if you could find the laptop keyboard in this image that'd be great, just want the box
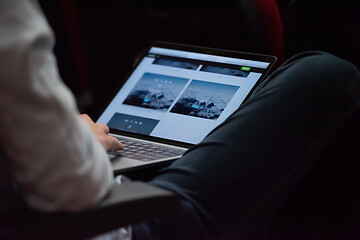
[108,137,186,161]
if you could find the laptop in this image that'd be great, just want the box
[96,42,276,173]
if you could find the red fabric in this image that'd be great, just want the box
[253,0,285,64]
[60,0,91,91]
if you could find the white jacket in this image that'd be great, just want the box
[0,0,113,212]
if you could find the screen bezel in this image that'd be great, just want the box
[96,41,277,148]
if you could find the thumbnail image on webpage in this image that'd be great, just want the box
[123,72,189,111]
[170,80,239,120]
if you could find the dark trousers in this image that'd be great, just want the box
[133,52,360,240]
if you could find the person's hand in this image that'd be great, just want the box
[79,114,124,151]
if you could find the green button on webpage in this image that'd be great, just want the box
[241,66,251,71]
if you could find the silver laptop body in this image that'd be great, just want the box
[97,42,276,173]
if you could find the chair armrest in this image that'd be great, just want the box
[2,181,179,240]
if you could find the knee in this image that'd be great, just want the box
[284,51,360,100]
[299,51,359,84]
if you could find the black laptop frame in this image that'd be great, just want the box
[96,41,277,148]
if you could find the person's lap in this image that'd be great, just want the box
[133,51,360,240]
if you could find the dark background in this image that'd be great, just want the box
[38,0,360,118]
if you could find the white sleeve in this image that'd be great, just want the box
[0,0,114,212]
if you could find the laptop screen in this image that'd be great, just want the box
[97,43,275,145]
